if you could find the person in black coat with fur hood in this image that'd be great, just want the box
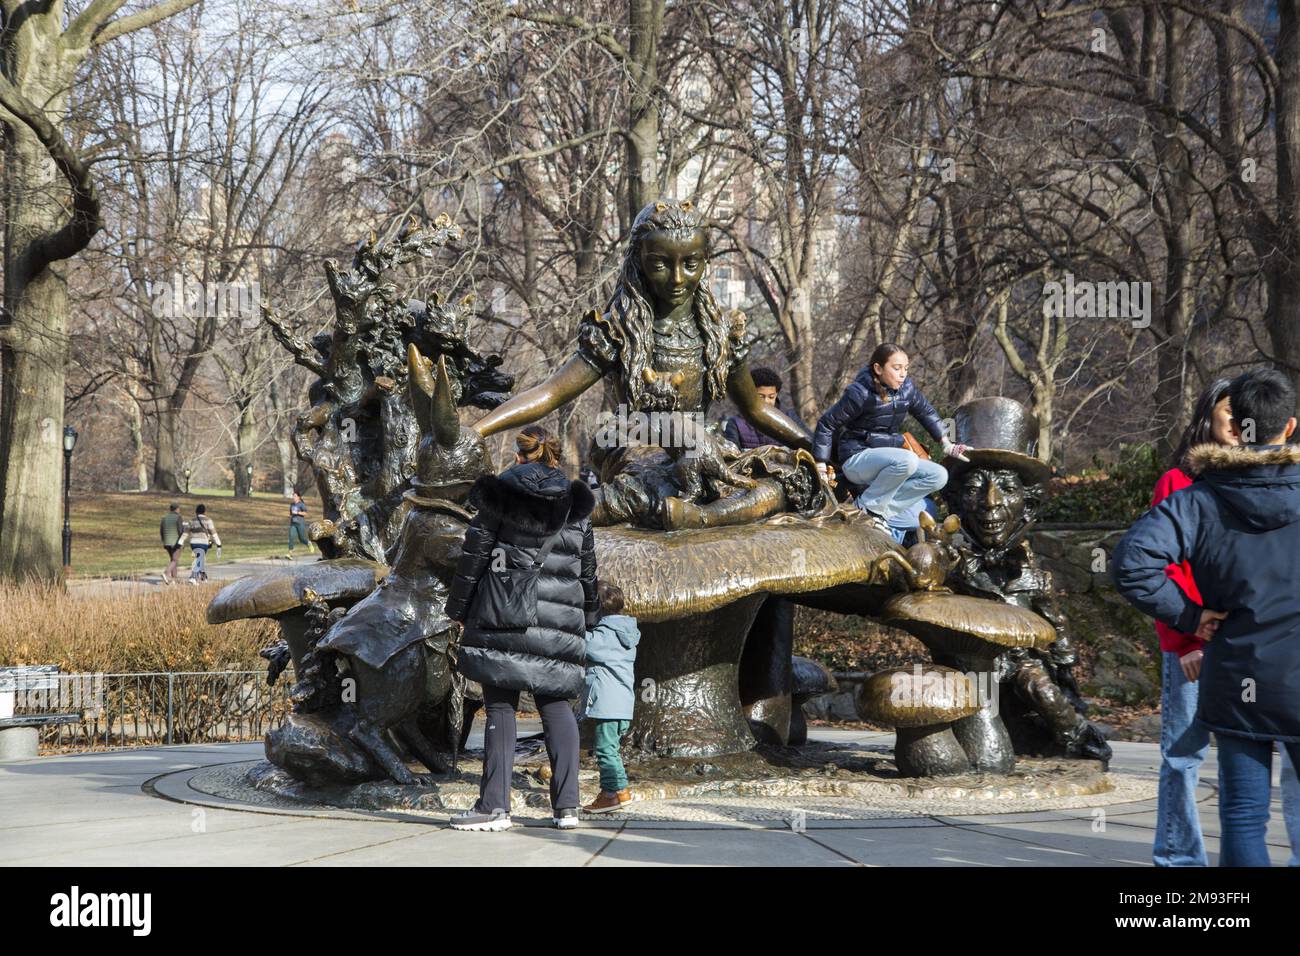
[445,425,598,832]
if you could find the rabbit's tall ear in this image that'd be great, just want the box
[408,342,435,437]
[432,354,460,448]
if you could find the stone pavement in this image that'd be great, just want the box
[2,728,1296,866]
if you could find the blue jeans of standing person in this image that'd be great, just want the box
[1216,734,1300,866]
[1280,745,1300,866]
[1155,650,1211,866]
[189,543,210,581]
[841,447,947,525]
[289,518,310,551]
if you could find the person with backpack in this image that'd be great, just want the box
[444,426,598,832]
[177,503,222,584]
[1114,368,1300,866]
[159,503,185,585]
[812,343,968,534]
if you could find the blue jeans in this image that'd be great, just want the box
[289,518,310,550]
[1155,651,1210,866]
[1279,744,1300,866]
[1217,734,1300,867]
[189,544,209,580]
[841,447,947,525]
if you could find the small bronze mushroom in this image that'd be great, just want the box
[856,665,984,777]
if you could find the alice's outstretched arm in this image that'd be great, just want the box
[472,355,603,437]
[727,364,813,451]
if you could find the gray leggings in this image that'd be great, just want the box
[478,684,579,814]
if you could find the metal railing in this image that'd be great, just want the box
[6,670,288,754]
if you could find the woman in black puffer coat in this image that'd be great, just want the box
[445,426,598,831]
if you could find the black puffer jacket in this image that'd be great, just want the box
[812,367,945,466]
[445,462,598,699]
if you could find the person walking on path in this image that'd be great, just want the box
[812,343,967,534]
[444,425,598,832]
[580,582,640,814]
[177,504,222,584]
[160,503,185,584]
[288,492,314,557]
[1114,368,1300,866]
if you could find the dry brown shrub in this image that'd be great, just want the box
[0,580,276,673]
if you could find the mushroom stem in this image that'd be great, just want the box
[894,724,972,777]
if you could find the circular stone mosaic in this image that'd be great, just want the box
[176,742,1158,824]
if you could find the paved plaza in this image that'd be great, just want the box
[3,728,1296,867]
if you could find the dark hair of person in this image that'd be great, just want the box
[516,425,561,468]
[750,367,782,391]
[168,503,178,512]
[868,343,906,401]
[196,504,207,515]
[1228,368,1298,445]
[1172,377,1233,472]
[598,581,625,614]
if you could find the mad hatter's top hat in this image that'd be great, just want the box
[942,396,1051,485]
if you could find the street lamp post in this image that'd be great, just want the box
[244,463,253,496]
[61,426,77,574]
[183,467,191,494]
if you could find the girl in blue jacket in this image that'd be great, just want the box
[581,582,640,813]
[813,343,967,532]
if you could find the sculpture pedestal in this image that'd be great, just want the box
[628,594,767,759]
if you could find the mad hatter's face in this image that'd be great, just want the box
[959,468,1027,548]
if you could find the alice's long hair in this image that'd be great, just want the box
[604,200,730,409]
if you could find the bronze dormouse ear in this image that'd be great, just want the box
[431,354,460,448]
[655,201,668,213]
[643,367,658,384]
[407,343,436,437]
[680,199,693,210]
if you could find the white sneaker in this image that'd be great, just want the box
[449,808,512,831]
[553,808,579,829]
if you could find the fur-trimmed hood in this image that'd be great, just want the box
[1184,442,1300,532]
[466,462,596,536]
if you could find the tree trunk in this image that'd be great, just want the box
[625,0,663,221]
[1269,1,1300,400]
[0,113,71,582]
[233,400,256,497]
[153,407,183,492]
[0,266,68,582]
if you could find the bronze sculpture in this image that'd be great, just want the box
[471,200,823,531]
[939,398,1111,764]
[210,212,1111,785]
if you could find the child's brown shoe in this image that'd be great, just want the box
[583,789,634,813]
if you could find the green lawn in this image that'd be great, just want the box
[67,489,323,578]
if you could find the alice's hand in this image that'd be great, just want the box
[1195,609,1227,642]
[1179,648,1204,682]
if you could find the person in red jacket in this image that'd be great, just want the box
[1148,378,1234,865]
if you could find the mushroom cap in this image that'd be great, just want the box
[594,508,897,623]
[881,591,1056,659]
[856,665,986,727]
[791,655,837,698]
[206,559,388,625]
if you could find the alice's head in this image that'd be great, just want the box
[606,200,731,409]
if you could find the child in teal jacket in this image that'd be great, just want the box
[581,582,640,813]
